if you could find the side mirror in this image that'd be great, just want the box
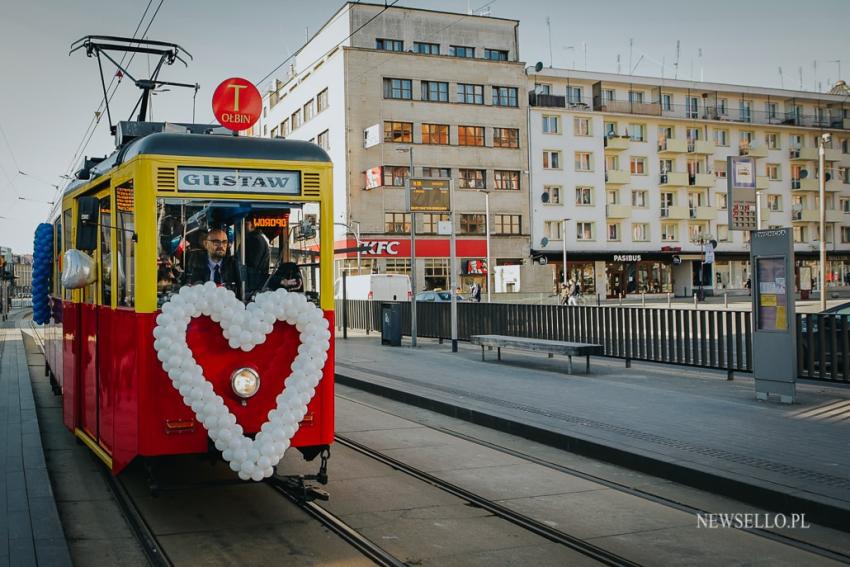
[76,196,99,251]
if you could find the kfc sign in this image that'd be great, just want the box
[363,241,401,255]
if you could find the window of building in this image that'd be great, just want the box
[767,163,781,180]
[421,213,449,233]
[841,198,850,213]
[290,110,301,130]
[740,130,754,145]
[376,38,403,51]
[544,185,561,204]
[385,212,411,233]
[793,226,805,243]
[567,86,582,104]
[630,156,647,175]
[688,223,709,243]
[603,89,616,102]
[384,121,413,143]
[458,126,485,146]
[632,223,649,241]
[766,102,778,120]
[422,167,451,178]
[383,78,412,100]
[659,125,675,141]
[714,129,729,146]
[632,190,647,208]
[535,83,551,94]
[660,192,675,216]
[718,98,728,115]
[661,222,678,241]
[767,194,782,211]
[484,48,508,61]
[717,193,728,210]
[303,99,314,122]
[384,258,410,274]
[493,127,519,148]
[458,169,486,189]
[628,123,646,142]
[605,154,620,171]
[718,224,729,242]
[686,127,702,142]
[317,88,329,113]
[457,83,484,104]
[544,221,562,240]
[460,213,486,233]
[270,126,278,138]
[573,116,591,136]
[414,42,440,55]
[281,118,290,136]
[317,129,329,150]
[542,114,560,134]
[494,170,519,190]
[576,222,594,241]
[606,189,619,205]
[789,134,803,149]
[421,80,449,102]
[421,123,449,145]
[575,152,593,172]
[424,259,450,290]
[495,214,521,234]
[607,223,621,241]
[604,121,618,136]
[661,94,672,111]
[543,150,561,169]
[450,45,475,58]
[842,227,850,244]
[492,86,518,107]
[628,91,644,103]
[766,132,780,149]
[714,160,727,178]
[575,186,593,205]
[383,166,409,187]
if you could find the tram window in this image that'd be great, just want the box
[117,182,135,307]
[53,219,61,296]
[62,209,72,300]
[99,196,113,306]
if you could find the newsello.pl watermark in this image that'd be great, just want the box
[697,513,811,529]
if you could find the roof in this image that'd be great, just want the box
[62,133,330,197]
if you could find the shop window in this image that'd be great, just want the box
[424,259,449,290]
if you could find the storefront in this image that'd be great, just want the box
[795,254,850,290]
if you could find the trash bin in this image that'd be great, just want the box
[381,302,401,346]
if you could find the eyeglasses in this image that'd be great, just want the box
[208,239,228,246]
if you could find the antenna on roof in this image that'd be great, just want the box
[813,60,817,91]
[546,17,552,68]
[698,47,703,81]
[616,54,621,74]
[673,40,680,79]
[799,66,803,90]
[628,38,633,76]
[778,66,784,88]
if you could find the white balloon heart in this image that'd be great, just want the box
[152,282,331,481]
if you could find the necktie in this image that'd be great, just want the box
[213,264,222,285]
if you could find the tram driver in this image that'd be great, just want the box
[183,226,242,298]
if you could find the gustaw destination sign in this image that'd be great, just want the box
[177,168,301,195]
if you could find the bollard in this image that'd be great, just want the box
[724,292,728,308]
[693,293,698,309]
[667,292,671,307]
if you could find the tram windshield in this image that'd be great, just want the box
[155,198,320,307]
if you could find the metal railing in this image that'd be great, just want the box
[797,313,850,382]
[336,300,753,374]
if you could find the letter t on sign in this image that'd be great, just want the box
[228,84,247,111]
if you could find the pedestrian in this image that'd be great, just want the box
[568,279,579,306]
[559,283,569,305]
[744,277,751,295]
[472,282,482,303]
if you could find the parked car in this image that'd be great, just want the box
[800,302,850,375]
[414,291,465,302]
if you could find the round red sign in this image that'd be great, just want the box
[212,77,262,131]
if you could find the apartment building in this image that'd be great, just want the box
[527,68,850,297]
[258,2,550,294]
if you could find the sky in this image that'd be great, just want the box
[1,0,849,253]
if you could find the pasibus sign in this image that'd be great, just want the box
[336,239,487,258]
[212,77,262,131]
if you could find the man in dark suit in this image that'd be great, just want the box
[244,217,270,296]
[183,227,242,297]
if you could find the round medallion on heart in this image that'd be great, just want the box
[152,282,331,481]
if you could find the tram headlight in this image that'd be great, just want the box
[230,368,260,399]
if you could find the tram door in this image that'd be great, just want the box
[78,191,113,450]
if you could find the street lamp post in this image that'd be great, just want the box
[397,146,417,346]
[483,190,492,303]
[819,134,829,311]
[561,219,569,291]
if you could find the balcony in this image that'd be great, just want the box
[827,210,845,223]
[658,139,688,154]
[661,206,690,220]
[659,172,689,187]
[688,140,716,155]
[792,178,818,191]
[827,178,843,191]
[606,204,633,219]
[595,99,661,116]
[792,209,819,223]
[689,206,716,220]
[789,148,818,161]
[756,176,769,190]
[824,149,843,162]
[604,136,630,152]
[689,173,715,187]
[739,144,768,158]
[605,169,630,185]
[528,92,566,108]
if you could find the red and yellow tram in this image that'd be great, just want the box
[41,123,334,476]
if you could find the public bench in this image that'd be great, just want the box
[470,335,604,375]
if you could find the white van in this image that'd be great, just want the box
[334,274,411,301]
